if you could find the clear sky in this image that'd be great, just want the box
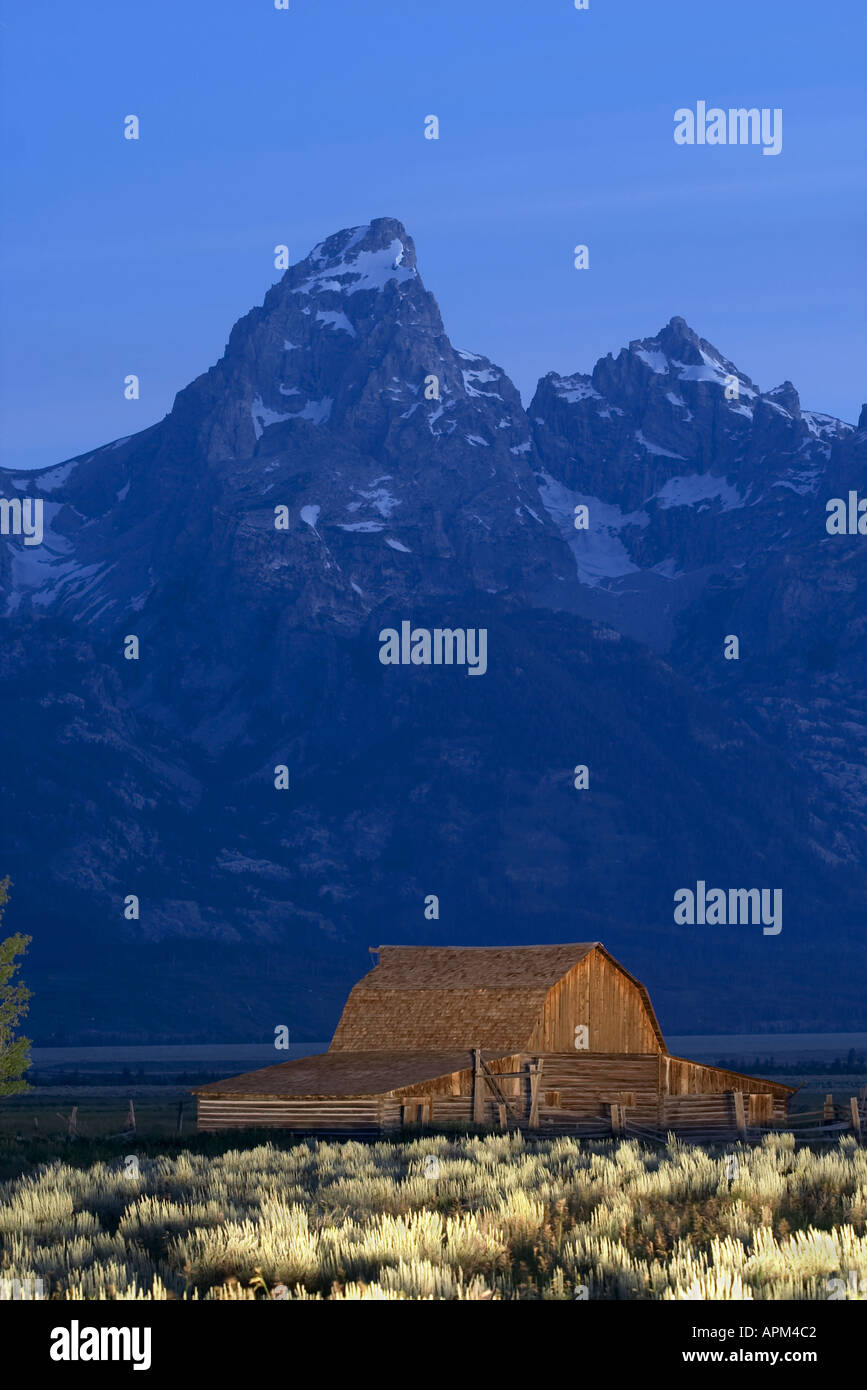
[1,0,864,470]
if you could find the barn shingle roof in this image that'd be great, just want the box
[359,944,598,989]
[329,943,601,1052]
[192,1050,500,1098]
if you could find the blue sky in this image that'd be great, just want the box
[1,0,864,470]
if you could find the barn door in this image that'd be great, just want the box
[748,1093,772,1127]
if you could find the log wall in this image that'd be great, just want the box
[660,1093,736,1134]
[196,1053,790,1134]
[529,1053,660,1125]
[196,1095,383,1133]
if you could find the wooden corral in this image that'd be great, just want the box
[194,944,796,1137]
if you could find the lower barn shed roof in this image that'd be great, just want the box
[192,1050,502,1099]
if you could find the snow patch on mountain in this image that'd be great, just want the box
[251,398,294,439]
[803,410,854,442]
[553,376,602,404]
[652,557,683,579]
[652,473,745,511]
[537,472,649,586]
[674,350,758,398]
[5,503,112,614]
[35,461,78,492]
[462,366,501,398]
[296,240,416,298]
[773,467,822,496]
[635,431,686,460]
[286,397,333,425]
[316,310,356,337]
[348,481,400,518]
[635,348,669,375]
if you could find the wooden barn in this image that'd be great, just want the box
[193,943,794,1138]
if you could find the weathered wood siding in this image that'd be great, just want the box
[196,1095,383,1133]
[393,1056,521,1099]
[528,953,661,1053]
[662,1055,789,1099]
[658,1093,786,1132]
[660,1093,736,1134]
[529,1053,660,1125]
[196,1051,790,1134]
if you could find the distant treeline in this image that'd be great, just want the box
[25,1069,227,1088]
[716,1051,867,1076]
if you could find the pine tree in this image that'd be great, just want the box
[0,878,32,1096]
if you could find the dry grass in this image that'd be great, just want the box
[0,1132,864,1300]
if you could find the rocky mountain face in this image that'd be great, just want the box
[1,219,864,1041]
[1,220,568,648]
[529,316,867,864]
[529,316,858,643]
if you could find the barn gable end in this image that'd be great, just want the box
[329,943,663,1055]
[526,946,664,1053]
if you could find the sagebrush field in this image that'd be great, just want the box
[1,1133,865,1300]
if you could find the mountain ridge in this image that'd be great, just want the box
[2,217,864,1042]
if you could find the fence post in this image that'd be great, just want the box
[472,1049,485,1124]
[528,1060,543,1129]
[823,1093,835,1123]
[176,1100,184,1135]
[850,1097,862,1139]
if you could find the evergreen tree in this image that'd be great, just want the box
[0,878,32,1096]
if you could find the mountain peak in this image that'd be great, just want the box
[285,217,418,293]
[626,316,700,357]
[616,318,757,399]
[632,316,728,369]
[661,314,701,345]
[765,380,801,418]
